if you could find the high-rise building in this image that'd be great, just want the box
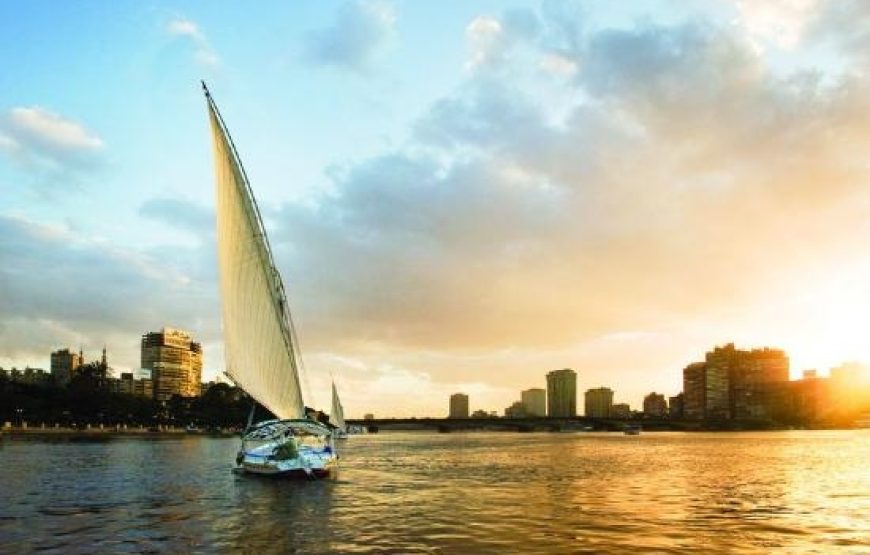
[547,368,577,417]
[702,345,734,420]
[521,388,546,417]
[141,328,203,402]
[135,378,154,399]
[684,343,789,420]
[505,401,526,418]
[611,403,631,419]
[669,393,684,419]
[791,374,832,424]
[729,346,789,419]
[449,393,469,419]
[119,372,136,395]
[643,392,668,417]
[50,348,83,387]
[584,387,613,418]
[683,362,724,420]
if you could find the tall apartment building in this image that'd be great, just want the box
[683,361,728,419]
[141,328,202,402]
[449,393,469,418]
[643,392,668,417]
[547,369,577,417]
[684,343,789,420]
[584,387,614,418]
[521,388,546,417]
[50,348,83,387]
[729,346,789,419]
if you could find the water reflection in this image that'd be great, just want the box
[1,432,869,553]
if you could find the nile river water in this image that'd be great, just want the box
[1,431,870,553]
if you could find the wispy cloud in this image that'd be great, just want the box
[166,17,220,67]
[305,0,395,74]
[465,16,505,71]
[139,197,214,237]
[0,213,218,373]
[735,0,821,50]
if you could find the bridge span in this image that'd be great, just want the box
[345,416,706,433]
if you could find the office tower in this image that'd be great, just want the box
[584,387,614,418]
[50,348,83,387]
[643,392,668,417]
[547,369,577,417]
[449,393,469,418]
[141,328,203,402]
[521,388,546,417]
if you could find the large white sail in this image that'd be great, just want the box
[331,381,346,432]
[205,84,305,420]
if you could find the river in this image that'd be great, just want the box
[1,430,869,553]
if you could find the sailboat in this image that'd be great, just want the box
[330,381,348,440]
[203,82,337,479]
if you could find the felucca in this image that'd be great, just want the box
[204,82,337,478]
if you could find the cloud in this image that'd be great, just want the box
[0,213,219,374]
[166,17,220,68]
[735,0,821,50]
[9,5,870,415]
[305,0,395,73]
[803,0,870,63]
[166,18,205,42]
[8,107,103,152]
[252,9,870,412]
[139,197,214,236]
[0,107,105,186]
[539,52,578,77]
[465,16,505,71]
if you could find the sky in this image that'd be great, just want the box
[1,0,870,418]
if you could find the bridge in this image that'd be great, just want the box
[345,416,713,433]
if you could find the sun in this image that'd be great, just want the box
[783,270,870,376]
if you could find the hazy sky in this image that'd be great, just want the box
[2,0,869,417]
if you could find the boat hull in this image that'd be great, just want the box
[237,465,334,479]
[237,419,338,480]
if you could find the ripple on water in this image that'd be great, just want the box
[2,432,870,553]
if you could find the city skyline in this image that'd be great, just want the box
[3,1,870,417]
[4,337,870,422]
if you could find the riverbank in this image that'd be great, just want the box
[1,425,239,440]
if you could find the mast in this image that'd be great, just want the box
[204,81,306,420]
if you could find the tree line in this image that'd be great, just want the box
[0,362,258,429]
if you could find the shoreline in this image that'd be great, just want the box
[1,426,239,439]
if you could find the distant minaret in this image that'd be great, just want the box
[101,346,108,371]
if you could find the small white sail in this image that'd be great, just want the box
[331,381,346,433]
[205,85,305,420]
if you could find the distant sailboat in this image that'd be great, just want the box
[203,82,337,478]
[330,381,348,440]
